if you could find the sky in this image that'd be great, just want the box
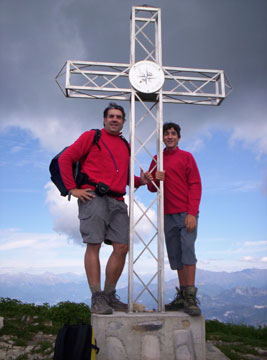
[0,0,266,283]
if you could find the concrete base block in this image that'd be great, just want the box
[92,312,205,360]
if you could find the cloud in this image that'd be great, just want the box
[197,258,267,273]
[229,105,267,157]
[240,255,267,267]
[1,227,266,275]
[0,115,89,154]
[244,241,267,247]
[240,256,255,262]
[45,182,81,242]
[184,138,205,153]
[204,179,261,194]
[0,228,68,251]
[45,182,157,244]
[0,228,86,274]
[197,236,267,271]
[0,0,266,159]
[0,238,37,251]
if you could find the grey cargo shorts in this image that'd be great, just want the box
[164,212,198,270]
[78,193,129,245]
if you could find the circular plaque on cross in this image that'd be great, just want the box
[129,60,165,94]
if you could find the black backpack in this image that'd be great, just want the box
[53,323,99,360]
[49,129,130,199]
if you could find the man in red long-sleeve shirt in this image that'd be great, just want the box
[59,103,152,315]
[147,122,202,316]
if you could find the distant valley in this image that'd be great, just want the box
[0,268,266,326]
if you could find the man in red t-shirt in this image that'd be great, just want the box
[147,122,202,316]
[59,103,152,314]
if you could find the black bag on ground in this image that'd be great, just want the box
[53,323,99,360]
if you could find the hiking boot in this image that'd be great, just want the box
[105,290,128,312]
[91,291,113,314]
[165,287,185,311]
[184,286,201,316]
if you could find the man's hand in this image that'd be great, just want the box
[140,169,153,185]
[70,188,95,203]
[185,214,197,232]
[155,170,165,181]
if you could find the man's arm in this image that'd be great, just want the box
[133,170,153,188]
[58,131,95,192]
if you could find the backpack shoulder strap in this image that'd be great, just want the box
[120,134,131,155]
[92,129,130,154]
[79,129,101,165]
[93,129,101,149]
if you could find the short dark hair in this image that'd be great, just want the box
[103,102,126,121]
[163,122,181,138]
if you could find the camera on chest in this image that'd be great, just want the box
[95,182,110,196]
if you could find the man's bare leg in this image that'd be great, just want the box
[85,243,113,314]
[84,243,101,290]
[104,242,129,312]
[178,264,196,287]
[178,264,200,316]
[105,242,128,287]
[166,264,195,311]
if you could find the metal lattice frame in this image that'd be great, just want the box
[56,62,231,105]
[128,7,165,312]
[56,5,232,312]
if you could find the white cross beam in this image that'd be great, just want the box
[56,61,231,106]
[56,6,231,312]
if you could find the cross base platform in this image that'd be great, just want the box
[92,311,206,360]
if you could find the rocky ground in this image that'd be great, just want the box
[207,340,267,360]
[0,333,230,360]
[0,332,56,360]
[1,316,267,360]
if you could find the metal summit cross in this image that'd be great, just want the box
[56,6,231,312]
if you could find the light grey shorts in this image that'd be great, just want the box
[78,194,129,245]
[164,212,198,270]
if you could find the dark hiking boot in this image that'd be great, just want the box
[184,286,201,316]
[165,287,185,311]
[91,291,113,314]
[105,290,128,312]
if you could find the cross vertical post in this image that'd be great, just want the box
[128,6,165,312]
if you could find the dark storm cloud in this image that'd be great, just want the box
[0,0,85,119]
[0,0,266,151]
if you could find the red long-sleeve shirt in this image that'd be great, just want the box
[58,128,141,200]
[147,147,202,216]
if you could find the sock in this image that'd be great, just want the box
[90,284,101,295]
[104,283,116,294]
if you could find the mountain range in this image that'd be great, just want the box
[0,268,266,326]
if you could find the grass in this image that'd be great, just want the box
[206,319,267,360]
[0,298,266,360]
[0,297,91,358]
[0,297,91,331]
